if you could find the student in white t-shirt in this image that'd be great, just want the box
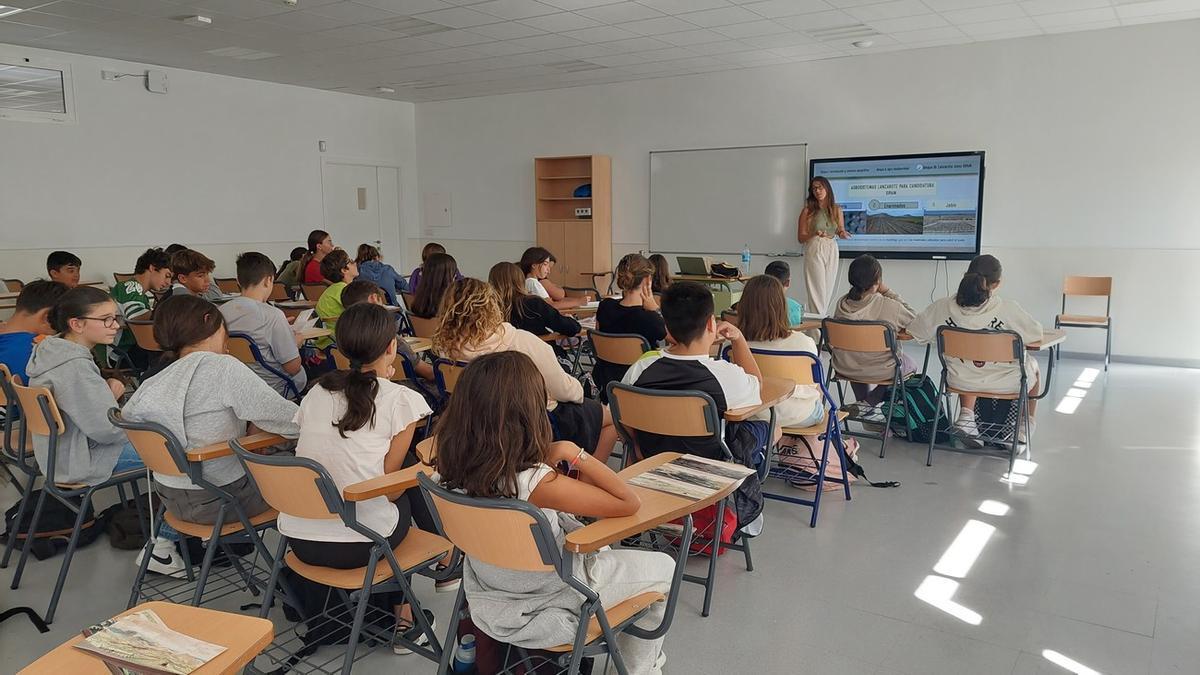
[908,255,1043,446]
[434,351,674,674]
[519,246,585,310]
[278,302,439,655]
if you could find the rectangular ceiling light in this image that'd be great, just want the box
[0,5,26,18]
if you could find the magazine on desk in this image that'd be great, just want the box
[627,454,754,501]
[75,609,226,675]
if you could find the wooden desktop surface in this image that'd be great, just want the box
[296,327,331,341]
[19,601,273,675]
[724,376,794,421]
[672,274,750,284]
[795,323,1066,350]
[404,336,432,353]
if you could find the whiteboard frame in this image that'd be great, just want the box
[648,142,808,256]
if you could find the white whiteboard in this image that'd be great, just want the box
[649,143,807,255]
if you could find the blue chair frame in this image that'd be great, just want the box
[227,331,302,400]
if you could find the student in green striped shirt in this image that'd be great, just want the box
[110,247,173,368]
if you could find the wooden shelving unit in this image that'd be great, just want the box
[535,155,611,289]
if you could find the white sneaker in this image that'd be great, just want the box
[1018,417,1036,445]
[952,411,984,449]
[137,538,187,578]
[393,610,435,655]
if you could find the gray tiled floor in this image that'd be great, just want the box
[3,357,1197,674]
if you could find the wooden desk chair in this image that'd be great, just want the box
[417,473,667,675]
[409,314,439,339]
[821,318,905,458]
[563,287,598,302]
[300,283,326,302]
[126,318,161,353]
[401,291,415,308]
[0,366,41,570]
[215,278,240,294]
[269,283,291,302]
[226,332,302,400]
[231,444,452,673]
[3,279,23,293]
[7,382,148,624]
[719,309,738,326]
[929,326,1030,473]
[745,348,851,528]
[1056,275,1113,371]
[588,330,651,404]
[330,347,415,383]
[432,358,467,408]
[113,272,135,285]
[606,383,751,618]
[109,411,281,609]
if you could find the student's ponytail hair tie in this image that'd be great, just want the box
[348,359,364,371]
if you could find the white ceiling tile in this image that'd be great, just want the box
[776,8,858,30]
[741,0,835,19]
[770,41,842,56]
[678,5,761,26]
[3,10,99,32]
[577,2,664,23]
[584,45,693,65]
[0,0,70,9]
[615,15,697,35]
[654,27,729,44]
[418,27,498,45]
[558,23,639,41]
[1041,17,1118,32]
[464,38,539,54]
[1032,6,1116,27]
[549,42,621,57]
[921,0,1001,10]
[0,21,61,41]
[469,20,547,38]
[538,0,626,9]
[890,24,965,42]
[509,32,583,48]
[352,0,454,12]
[958,15,1041,35]
[683,38,757,53]
[34,1,134,23]
[637,0,732,13]
[258,10,347,32]
[370,35,451,52]
[718,49,789,64]
[1019,0,1109,16]
[866,13,949,32]
[307,1,406,23]
[600,35,671,50]
[471,0,560,20]
[741,29,813,46]
[517,11,601,31]
[59,0,185,16]
[413,6,504,27]
[185,0,295,20]
[307,23,399,45]
[942,4,1028,25]
[1118,7,1200,24]
[1115,0,1200,19]
[712,18,790,36]
[845,0,930,21]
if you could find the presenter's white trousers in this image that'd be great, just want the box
[804,236,839,316]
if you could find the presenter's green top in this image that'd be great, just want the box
[811,209,838,236]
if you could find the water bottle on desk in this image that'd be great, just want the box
[453,634,477,673]
[741,244,752,275]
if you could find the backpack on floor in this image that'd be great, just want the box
[974,398,1018,446]
[2,490,103,561]
[886,376,952,444]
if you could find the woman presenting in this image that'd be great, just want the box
[798,176,850,316]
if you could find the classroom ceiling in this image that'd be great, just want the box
[1,0,1197,102]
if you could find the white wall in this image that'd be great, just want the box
[0,43,419,283]
[415,20,1200,365]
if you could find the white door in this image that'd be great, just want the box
[322,162,401,257]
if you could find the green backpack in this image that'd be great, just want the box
[887,375,952,444]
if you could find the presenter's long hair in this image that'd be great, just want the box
[806,176,838,222]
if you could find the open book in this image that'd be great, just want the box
[75,609,226,675]
[628,454,755,501]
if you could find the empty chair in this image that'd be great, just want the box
[1056,275,1113,371]
[409,314,439,339]
[4,279,24,293]
[300,283,326,302]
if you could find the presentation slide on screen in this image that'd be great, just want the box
[811,154,982,258]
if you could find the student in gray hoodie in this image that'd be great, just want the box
[123,294,299,526]
[28,287,184,576]
[832,255,918,408]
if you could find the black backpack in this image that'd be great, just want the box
[886,376,952,444]
[2,490,104,561]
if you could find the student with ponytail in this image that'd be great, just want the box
[27,287,185,574]
[833,254,917,407]
[909,254,1044,446]
[300,229,334,285]
[281,303,440,652]
[123,295,299,525]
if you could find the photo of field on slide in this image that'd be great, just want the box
[923,212,977,234]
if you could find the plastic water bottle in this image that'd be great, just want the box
[452,634,476,673]
[741,244,752,275]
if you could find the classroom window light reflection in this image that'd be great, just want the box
[914,575,982,625]
[933,520,995,578]
[978,500,1010,516]
[1042,649,1102,675]
[1056,366,1100,415]
[1011,459,1037,476]
[1076,367,1100,383]
[1001,472,1030,485]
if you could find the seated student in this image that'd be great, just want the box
[26,287,183,573]
[435,351,672,673]
[276,247,307,287]
[832,254,917,408]
[648,253,671,295]
[169,248,224,301]
[219,252,307,396]
[407,252,458,319]
[594,254,666,401]
[764,261,804,327]
[282,303,443,649]
[300,229,334,285]
[434,279,618,463]
[315,249,359,341]
[0,281,68,384]
[46,251,82,288]
[488,262,580,337]
[123,295,299,529]
[355,244,409,306]
[164,243,188,256]
[738,275,823,429]
[341,280,436,383]
[409,242,462,292]
[111,247,173,368]
[519,247,585,310]
[908,254,1043,446]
